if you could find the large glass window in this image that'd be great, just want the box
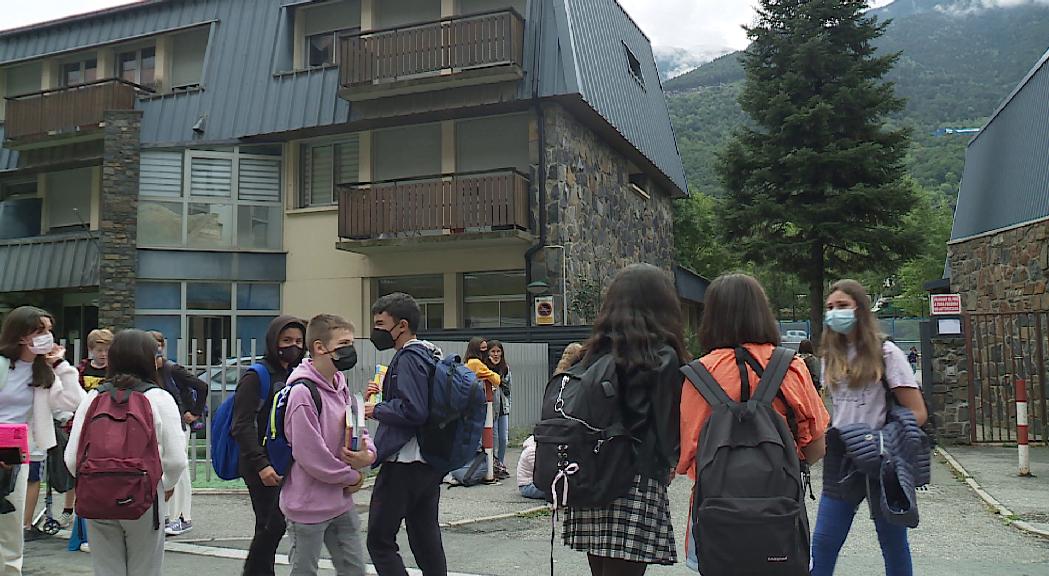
[137,148,282,250]
[298,0,361,69]
[61,58,97,87]
[135,281,282,365]
[463,271,527,328]
[46,167,94,230]
[118,46,156,87]
[300,137,359,208]
[375,275,444,331]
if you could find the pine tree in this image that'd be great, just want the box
[718,0,922,341]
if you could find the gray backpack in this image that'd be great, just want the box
[680,347,809,576]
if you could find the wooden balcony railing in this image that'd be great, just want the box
[4,79,150,142]
[340,9,526,87]
[338,169,531,241]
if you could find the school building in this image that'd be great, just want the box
[0,0,691,363]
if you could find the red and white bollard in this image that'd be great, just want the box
[483,381,495,482]
[1016,379,1032,477]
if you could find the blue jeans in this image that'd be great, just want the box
[518,483,545,500]
[494,414,509,462]
[811,494,912,576]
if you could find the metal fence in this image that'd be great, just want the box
[62,337,549,482]
[777,318,923,351]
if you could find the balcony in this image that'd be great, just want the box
[337,169,532,253]
[3,79,150,148]
[338,9,526,102]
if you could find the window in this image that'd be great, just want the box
[46,167,94,230]
[0,180,41,240]
[138,148,283,250]
[119,46,156,87]
[307,31,337,67]
[296,0,361,69]
[300,137,359,208]
[463,271,526,328]
[135,281,282,364]
[375,275,444,331]
[61,58,97,87]
[624,43,644,86]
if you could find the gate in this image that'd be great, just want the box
[966,312,1049,443]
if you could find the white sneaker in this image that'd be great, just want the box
[57,511,73,529]
[165,518,193,536]
[442,474,460,486]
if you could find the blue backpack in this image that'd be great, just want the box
[210,363,271,480]
[415,353,487,474]
[264,379,323,476]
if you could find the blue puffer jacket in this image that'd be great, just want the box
[835,405,931,528]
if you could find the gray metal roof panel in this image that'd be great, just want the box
[555,0,688,195]
[952,51,1049,240]
[0,233,99,292]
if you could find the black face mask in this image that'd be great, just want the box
[331,345,358,371]
[370,327,398,351]
[277,345,304,367]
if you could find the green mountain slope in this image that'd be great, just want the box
[667,1,1049,197]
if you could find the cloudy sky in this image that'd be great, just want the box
[4,0,897,50]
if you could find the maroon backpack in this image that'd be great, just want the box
[75,381,164,529]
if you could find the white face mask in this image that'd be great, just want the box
[28,333,54,355]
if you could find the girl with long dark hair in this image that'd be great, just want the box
[562,264,688,576]
[486,340,512,470]
[0,306,85,572]
[811,280,927,576]
[676,274,829,572]
[64,329,188,576]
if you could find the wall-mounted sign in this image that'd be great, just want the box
[930,294,962,316]
[535,296,555,326]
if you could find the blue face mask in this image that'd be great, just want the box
[825,308,857,334]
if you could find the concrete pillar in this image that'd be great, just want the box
[442,0,457,17]
[98,110,142,330]
[441,121,456,174]
[97,48,114,80]
[90,166,101,230]
[443,272,459,328]
[154,36,172,92]
[358,131,372,182]
[41,61,59,90]
[361,0,375,31]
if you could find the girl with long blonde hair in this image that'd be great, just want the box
[811,279,928,576]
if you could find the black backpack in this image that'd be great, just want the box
[680,347,810,576]
[532,355,636,508]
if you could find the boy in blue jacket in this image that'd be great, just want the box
[364,293,446,576]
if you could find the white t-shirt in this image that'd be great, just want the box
[0,360,34,425]
[825,340,919,429]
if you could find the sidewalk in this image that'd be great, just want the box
[940,445,1049,536]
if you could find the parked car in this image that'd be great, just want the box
[195,357,259,409]
[782,330,808,343]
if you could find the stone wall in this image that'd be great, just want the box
[540,103,675,324]
[929,337,971,444]
[948,218,1049,314]
[98,111,142,330]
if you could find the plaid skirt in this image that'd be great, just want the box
[562,474,677,564]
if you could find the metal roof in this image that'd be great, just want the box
[544,0,688,196]
[674,265,709,303]
[0,0,686,195]
[952,49,1049,241]
[0,233,99,292]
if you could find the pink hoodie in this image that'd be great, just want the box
[279,359,375,524]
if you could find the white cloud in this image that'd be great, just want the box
[935,0,1049,16]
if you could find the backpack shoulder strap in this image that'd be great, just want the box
[302,379,323,416]
[249,363,272,402]
[680,360,733,407]
[753,347,795,406]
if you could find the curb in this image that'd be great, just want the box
[936,446,1049,540]
[440,505,549,528]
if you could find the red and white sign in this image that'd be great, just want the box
[930,294,962,315]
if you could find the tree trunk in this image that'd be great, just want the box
[809,242,826,348]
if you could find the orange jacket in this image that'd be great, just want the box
[676,343,829,480]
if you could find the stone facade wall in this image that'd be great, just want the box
[948,219,1049,314]
[98,111,142,330]
[929,337,971,444]
[540,103,675,324]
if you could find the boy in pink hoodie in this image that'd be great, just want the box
[280,314,376,576]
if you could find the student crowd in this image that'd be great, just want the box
[0,265,929,576]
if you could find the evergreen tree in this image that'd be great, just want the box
[718,0,922,341]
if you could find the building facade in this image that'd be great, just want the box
[0,0,687,361]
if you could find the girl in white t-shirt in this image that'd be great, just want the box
[0,306,85,575]
[811,280,928,576]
